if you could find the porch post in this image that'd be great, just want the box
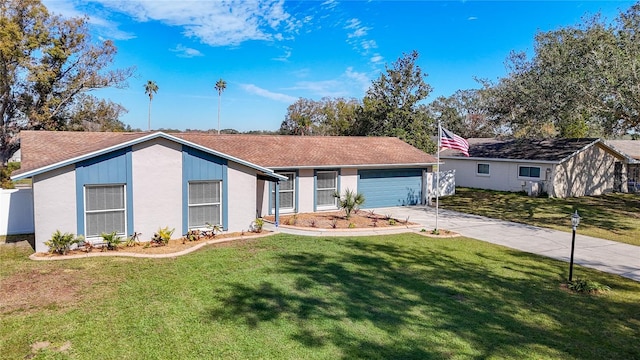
[274,181,280,227]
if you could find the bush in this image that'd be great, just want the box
[0,162,20,189]
[252,218,264,233]
[151,227,175,246]
[101,231,123,250]
[44,230,84,255]
[568,279,611,294]
[334,188,365,220]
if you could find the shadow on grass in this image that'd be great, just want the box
[204,235,640,359]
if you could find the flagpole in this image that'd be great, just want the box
[436,120,441,231]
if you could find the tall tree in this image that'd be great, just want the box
[429,88,497,138]
[214,78,227,134]
[144,80,158,131]
[353,50,436,153]
[485,3,640,138]
[280,97,359,136]
[67,95,129,132]
[0,0,133,164]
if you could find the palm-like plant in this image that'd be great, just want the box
[214,78,227,134]
[334,188,366,220]
[144,80,159,131]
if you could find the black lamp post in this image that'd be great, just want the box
[569,210,581,282]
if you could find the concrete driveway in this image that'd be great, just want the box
[373,206,640,282]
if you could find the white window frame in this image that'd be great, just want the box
[316,170,338,209]
[272,172,296,212]
[476,163,490,176]
[84,184,127,239]
[188,181,222,230]
[518,166,541,179]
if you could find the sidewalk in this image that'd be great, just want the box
[269,206,640,282]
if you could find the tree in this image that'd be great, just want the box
[429,88,497,138]
[67,95,129,132]
[353,50,436,153]
[0,0,133,164]
[144,80,158,131]
[214,78,227,134]
[485,4,640,138]
[279,97,359,136]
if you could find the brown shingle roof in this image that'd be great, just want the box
[440,138,601,162]
[606,140,640,161]
[14,131,436,176]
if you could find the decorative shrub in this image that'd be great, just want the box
[348,223,356,229]
[388,218,397,225]
[101,231,123,250]
[334,188,365,220]
[44,230,84,255]
[125,232,141,247]
[205,223,222,237]
[252,218,264,233]
[568,279,611,294]
[184,229,201,242]
[151,227,174,246]
[331,219,338,229]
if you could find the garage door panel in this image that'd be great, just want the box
[358,169,423,208]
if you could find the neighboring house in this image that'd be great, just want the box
[606,140,640,191]
[8,148,20,163]
[11,131,437,253]
[438,138,629,198]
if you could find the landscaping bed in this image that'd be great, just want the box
[264,210,417,229]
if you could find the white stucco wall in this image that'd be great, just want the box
[440,158,554,193]
[132,138,182,241]
[552,144,619,197]
[340,168,358,194]
[33,165,77,253]
[298,169,315,213]
[227,162,258,232]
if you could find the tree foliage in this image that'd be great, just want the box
[353,50,436,153]
[485,4,640,138]
[279,97,360,136]
[429,88,498,139]
[0,0,133,164]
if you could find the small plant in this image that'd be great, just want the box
[101,231,123,251]
[431,229,440,235]
[404,216,411,224]
[288,215,298,226]
[348,222,356,229]
[184,229,202,243]
[252,218,264,233]
[420,228,427,232]
[204,223,223,238]
[125,232,141,247]
[331,219,338,229]
[44,230,83,255]
[388,218,397,226]
[81,240,95,252]
[385,214,393,220]
[310,219,317,228]
[334,188,365,220]
[151,226,174,246]
[567,279,611,294]
[367,210,376,218]
[372,217,378,227]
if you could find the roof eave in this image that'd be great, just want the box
[438,156,559,164]
[267,162,437,170]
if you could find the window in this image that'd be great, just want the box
[188,181,221,229]
[271,172,295,210]
[477,163,490,175]
[316,171,338,207]
[519,166,541,178]
[85,185,126,238]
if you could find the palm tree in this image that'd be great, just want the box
[144,80,159,131]
[214,78,227,134]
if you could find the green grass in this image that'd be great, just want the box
[1,234,639,360]
[439,188,640,246]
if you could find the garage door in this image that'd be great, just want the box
[357,169,423,208]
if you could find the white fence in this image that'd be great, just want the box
[424,170,456,204]
[0,188,34,235]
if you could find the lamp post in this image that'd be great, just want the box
[569,210,581,282]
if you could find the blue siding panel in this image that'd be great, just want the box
[75,147,133,236]
[358,169,423,208]
[182,146,228,234]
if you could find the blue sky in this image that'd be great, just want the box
[43,0,635,132]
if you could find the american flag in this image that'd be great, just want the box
[440,127,469,156]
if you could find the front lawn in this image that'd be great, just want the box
[439,188,640,246]
[1,234,639,359]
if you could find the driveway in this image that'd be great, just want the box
[373,206,640,282]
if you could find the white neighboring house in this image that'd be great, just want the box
[605,140,640,192]
[439,138,629,198]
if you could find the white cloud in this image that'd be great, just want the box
[170,44,203,58]
[344,18,370,38]
[285,67,374,98]
[240,84,297,103]
[89,0,298,46]
[272,47,292,62]
[321,0,338,10]
[370,54,384,64]
[468,16,478,21]
[344,67,371,93]
[42,0,135,40]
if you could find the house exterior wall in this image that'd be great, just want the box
[297,169,315,213]
[440,159,554,193]
[33,165,77,253]
[227,162,258,231]
[132,139,183,241]
[552,144,618,197]
[340,168,358,194]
